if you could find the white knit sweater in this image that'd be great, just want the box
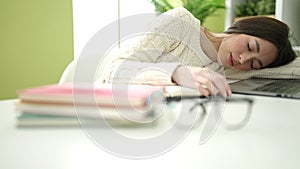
[101,7,222,85]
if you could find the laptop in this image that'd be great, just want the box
[229,78,300,99]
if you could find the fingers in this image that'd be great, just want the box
[194,76,218,96]
[194,68,231,97]
[225,82,232,96]
[171,66,232,97]
[196,82,210,97]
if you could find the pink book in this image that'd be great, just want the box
[17,83,165,109]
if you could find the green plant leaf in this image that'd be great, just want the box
[151,0,225,23]
[235,0,275,17]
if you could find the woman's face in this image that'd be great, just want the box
[217,34,278,70]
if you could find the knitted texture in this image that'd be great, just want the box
[101,7,221,85]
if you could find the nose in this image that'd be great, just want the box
[238,52,255,64]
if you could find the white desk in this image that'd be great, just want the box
[1,95,300,169]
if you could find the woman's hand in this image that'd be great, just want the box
[171,65,231,97]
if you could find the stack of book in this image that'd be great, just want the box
[15,83,165,127]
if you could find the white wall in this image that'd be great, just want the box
[276,0,300,47]
[224,0,245,29]
[72,0,155,59]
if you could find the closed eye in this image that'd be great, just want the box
[247,43,252,51]
[251,59,263,69]
[250,60,258,69]
[250,60,254,69]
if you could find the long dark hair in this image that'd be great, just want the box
[225,16,296,68]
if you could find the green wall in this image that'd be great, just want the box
[0,0,74,100]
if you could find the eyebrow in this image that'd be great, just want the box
[254,39,263,68]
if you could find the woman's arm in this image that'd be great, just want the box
[172,65,231,97]
[107,59,183,85]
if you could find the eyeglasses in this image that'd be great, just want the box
[165,95,254,130]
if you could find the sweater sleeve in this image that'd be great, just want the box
[100,7,197,85]
[107,60,183,85]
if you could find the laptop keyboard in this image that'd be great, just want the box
[254,80,300,94]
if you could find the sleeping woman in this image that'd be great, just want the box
[102,7,297,97]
